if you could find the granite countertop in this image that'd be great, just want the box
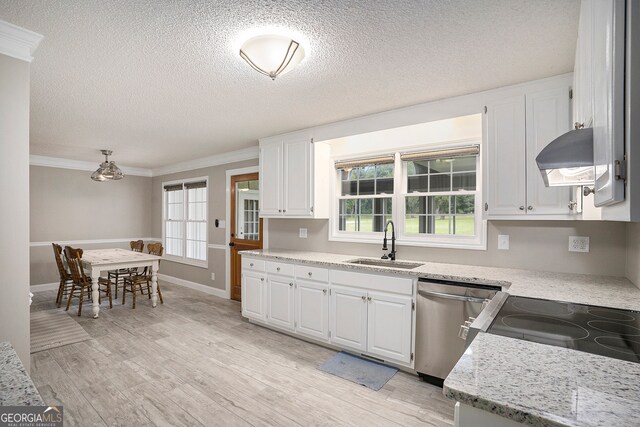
[444,333,640,427]
[0,342,45,406]
[241,249,640,311]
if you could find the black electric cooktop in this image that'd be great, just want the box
[487,296,640,363]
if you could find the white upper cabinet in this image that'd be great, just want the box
[259,135,331,218]
[484,95,527,216]
[525,87,574,215]
[259,142,282,216]
[574,0,626,207]
[484,78,575,219]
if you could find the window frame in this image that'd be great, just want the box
[162,176,209,268]
[329,140,487,250]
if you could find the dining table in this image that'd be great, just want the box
[81,248,162,318]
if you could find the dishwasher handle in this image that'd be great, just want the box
[418,289,488,304]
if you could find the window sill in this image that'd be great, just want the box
[163,255,208,269]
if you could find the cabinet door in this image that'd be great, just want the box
[295,280,329,340]
[329,286,367,352]
[283,138,312,216]
[267,276,295,330]
[366,292,413,364]
[259,142,283,216]
[591,0,625,206]
[525,87,573,215]
[242,271,266,321]
[485,96,527,216]
[573,0,593,127]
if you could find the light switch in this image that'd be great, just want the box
[299,228,308,238]
[498,234,509,250]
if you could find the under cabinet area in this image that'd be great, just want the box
[484,77,576,219]
[241,255,416,367]
[258,134,331,218]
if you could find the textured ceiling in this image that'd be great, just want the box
[0,0,580,169]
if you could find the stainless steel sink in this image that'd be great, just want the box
[345,258,423,270]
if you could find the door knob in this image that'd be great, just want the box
[229,242,235,247]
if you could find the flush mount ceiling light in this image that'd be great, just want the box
[239,34,305,80]
[91,150,124,181]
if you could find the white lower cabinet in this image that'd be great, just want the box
[330,285,368,352]
[242,257,416,368]
[294,279,329,340]
[330,285,414,364]
[367,291,413,364]
[267,275,295,330]
[242,270,266,321]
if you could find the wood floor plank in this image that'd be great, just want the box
[30,283,455,426]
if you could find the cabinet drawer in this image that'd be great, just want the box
[295,264,329,282]
[266,261,295,276]
[331,269,413,295]
[242,257,265,272]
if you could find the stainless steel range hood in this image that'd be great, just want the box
[535,127,594,187]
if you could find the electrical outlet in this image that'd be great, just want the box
[498,234,509,250]
[569,236,589,253]
[299,228,308,238]
[210,273,215,281]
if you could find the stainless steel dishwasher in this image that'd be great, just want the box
[415,277,501,386]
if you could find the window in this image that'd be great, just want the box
[337,156,394,233]
[403,154,477,236]
[163,178,208,266]
[332,145,485,249]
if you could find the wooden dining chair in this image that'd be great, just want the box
[64,246,113,316]
[122,242,163,308]
[52,243,73,307]
[108,240,144,298]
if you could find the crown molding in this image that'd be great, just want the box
[151,146,259,176]
[29,155,153,177]
[0,20,43,62]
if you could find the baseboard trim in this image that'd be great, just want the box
[158,274,228,299]
[30,282,59,292]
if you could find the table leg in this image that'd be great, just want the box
[91,272,100,318]
[151,261,158,308]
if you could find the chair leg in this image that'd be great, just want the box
[132,283,136,309]
[65,284,75,312]
[56,280,64,307]
[107,283,113,308]
[147,281,151,299]
[78,287,84,317]
[157,283,163,304]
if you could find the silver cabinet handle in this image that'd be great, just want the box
[260,278,264,282]
[418,289,487,304]
[519,206,525,210]
[361,295,366,302]
[367,296,372,302]
[289,283,293,287]
[322,289,327,294]
[277,267,280,271]
[250,263,254,267]
[308,272,312,277]
[278,209,282,213]
[283,209,286,213]
[528,206,533,211]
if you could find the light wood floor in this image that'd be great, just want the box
[30,283,455,426]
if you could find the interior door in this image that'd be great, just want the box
[230,173,262,302]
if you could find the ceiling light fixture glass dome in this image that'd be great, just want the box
[239,34,305,80]
[91,150,124,181]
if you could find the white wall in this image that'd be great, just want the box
[0,53,32,370]
[626,222,640,287]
